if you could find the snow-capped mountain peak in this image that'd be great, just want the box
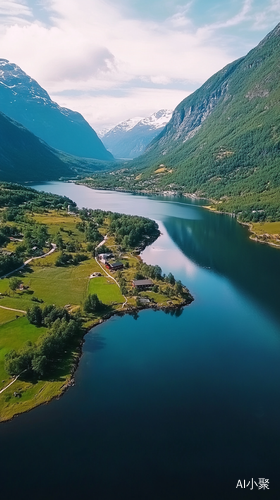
[0,58,51,104]
[138,109,173,129]
[101,109,173,159]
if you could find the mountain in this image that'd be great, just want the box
[0,59,113,161]
[97,23,280,221]
[100,109,172,158]
[0,111,74,182]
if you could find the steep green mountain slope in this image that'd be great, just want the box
[0,112,119,183]
[0,59,113,161]
[90,23,280,221]
[0,112,74,182]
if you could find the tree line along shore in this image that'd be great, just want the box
[0,182,193,422]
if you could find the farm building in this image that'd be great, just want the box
[132,279,153,290]
[105,261,124,271]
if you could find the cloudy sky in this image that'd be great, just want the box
[0,0,279,131]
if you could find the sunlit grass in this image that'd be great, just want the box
[88,276,124,304]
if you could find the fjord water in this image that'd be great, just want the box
[1,182,280,500]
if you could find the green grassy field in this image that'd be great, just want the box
[88,276,124,304]
[0,257,98,309]
[0,317,46,384]
[0,308,24,325]
[33,213,84,241]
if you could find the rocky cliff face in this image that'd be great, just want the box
[146,59,243,154]
[0,59,113,161]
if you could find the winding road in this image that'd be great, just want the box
[1,243,57,279]
[95,236,128,308]
[0,305,26,314]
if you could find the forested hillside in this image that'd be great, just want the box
[87,23,280,222]
[0,111,119,183]
[0,112,74,182]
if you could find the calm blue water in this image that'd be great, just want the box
[1,182,279,500]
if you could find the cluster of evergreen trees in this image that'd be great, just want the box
[108,213,160,249]
[4,305,83,378]
[0,183,75,216]
[75,207,160,250]
[76,220,103,245]
[55,252,88,267]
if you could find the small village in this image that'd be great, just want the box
[93,248,192,311]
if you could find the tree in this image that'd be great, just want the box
[175,280,183,295]
[54,233,64,250]
[9,277,22,292]
[14,243,26,257]
[166,273,175,285]
[151,265,162,280]
[32,354,48,377]
[27,305,43,326]
[84,294,103,314]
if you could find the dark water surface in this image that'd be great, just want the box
[1,182,280,500]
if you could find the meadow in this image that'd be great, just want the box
[249,221,280,247]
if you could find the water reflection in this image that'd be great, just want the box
[162,213,280,321]
[84,334,107,352]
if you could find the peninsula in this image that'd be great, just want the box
[0,182,193,422]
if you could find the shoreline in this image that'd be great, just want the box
[76,181,280,250]
[0,296,193,424]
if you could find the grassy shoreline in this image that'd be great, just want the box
[203,205,280,248]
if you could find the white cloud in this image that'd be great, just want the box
[208,0,253,29]
[0,1,33,28]
[52,87,190,131]
[251,0,280,29]
[1,0,230,86]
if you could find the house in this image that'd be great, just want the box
[98,253,113,263]
[18,284,28,290]
[132,279,153,290]
[105,261,124,271]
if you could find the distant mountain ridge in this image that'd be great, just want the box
[98,23,280,221]
[0,59,113,161]
[100,109,172,158]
